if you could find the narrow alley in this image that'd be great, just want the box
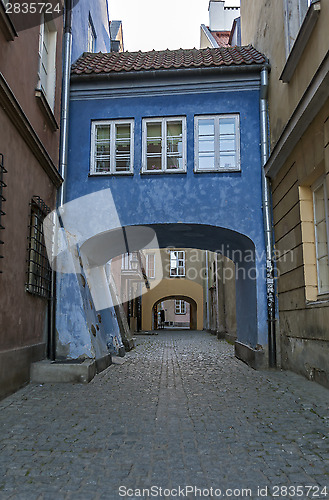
[0,331,328,499]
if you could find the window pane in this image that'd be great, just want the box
[167,157,183,170]
[316,220,328,258]
[116,124,130,140]
[199,138,215,153]
[199,154,215,170]
[219,118,235,135]
[167,137,182,154]
[147,122,161,138]
[147,156,162,171]
[167,121,182,138]
[95,124,111,173]
[95,159,111,172]
[220,138,236,152]
[96,125,111,156]
[97,125,110,141]
[220,153,236,169]
[167,121,183,170]
[146,121,161,171]
[314,185,326,223]
[115,124,131,172]
[147,254,155,278]
[199,119,215,136]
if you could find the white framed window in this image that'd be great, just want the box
[87,15,96,53]
[91,120,134,175]
[38,14,57,110]
[175,300,186,315]
[194,114,240,172]
[170,250,185,277]
[121,252,138,270]
[146,253,155,279]
[312,178,329,294]
[142,117,187,173]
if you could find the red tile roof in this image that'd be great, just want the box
[71,46,267,77]
[210,30,231,47]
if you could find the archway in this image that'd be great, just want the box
[56,222,267,367]
[152,295,198,330]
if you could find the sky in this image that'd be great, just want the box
[108,0,240,53]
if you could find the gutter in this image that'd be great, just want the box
[48,0,73,361]
[70,62,270,83]
[260,66,277,368]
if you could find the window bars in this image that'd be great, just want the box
[0,154,7,273]
[26,196,52,299]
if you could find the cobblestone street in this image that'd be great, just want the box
[0,331,329,499]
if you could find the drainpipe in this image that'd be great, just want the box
[48,0,73,360]
[59,0,73,207]
[205,251,210,330]
[260,66,277,368]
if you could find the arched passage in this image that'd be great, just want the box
[139,278,203,331]
[150,293,200,331]
[152,296,198,331]
[56,222,267,367]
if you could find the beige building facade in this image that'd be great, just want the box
[241,0,329,387]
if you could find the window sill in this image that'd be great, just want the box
[0,1,17,41]
[140,170,187,175]
[306,293,329,307]
[35,89,59,132]
[88,172,134,177]
[194,168,241,174]
[280,0,321,83]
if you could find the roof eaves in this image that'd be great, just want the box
[71,62,270,82]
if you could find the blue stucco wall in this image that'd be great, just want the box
[72,0,110,62]
[65,78,268,349]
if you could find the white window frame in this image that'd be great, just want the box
[170,250,185,277]
[38,14,57,111]
[142,116,187,174]
[87,14,96,53]
[175,299,186,315]
[146,253,155,279]
[312,177,329,295]
[90,119,134,175]
[194,114,240,173]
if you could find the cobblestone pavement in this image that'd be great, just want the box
[1,331,329,500]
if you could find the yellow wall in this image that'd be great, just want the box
[241,0,329,148]
[141,279,204,331]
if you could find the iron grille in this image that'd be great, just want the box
[0,154,7,273]
[26,196,52,299]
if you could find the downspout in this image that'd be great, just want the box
[205,251,210,330]
[260,66,277,368]
[48,0,73,360]
[59,0,73,207]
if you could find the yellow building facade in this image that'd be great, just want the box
[241,0,329,387]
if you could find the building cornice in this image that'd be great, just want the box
[265,48,329,179]
[0,72,62,188]
[70,65,267,101]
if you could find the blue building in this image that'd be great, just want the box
[57,45,271,369]
[71,0,112,62]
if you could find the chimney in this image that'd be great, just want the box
[208,0,240,32]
